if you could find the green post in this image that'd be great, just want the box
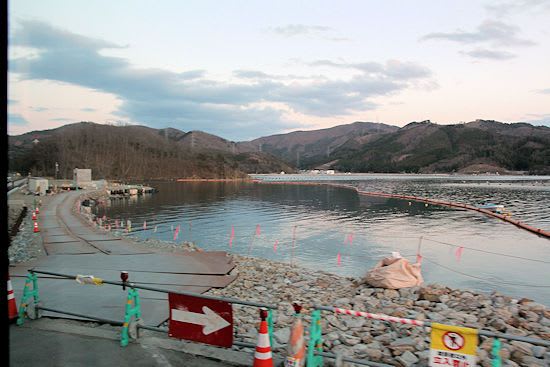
[267,309,274,348]
[120,288,141,347]
[491,338,502,367]
[306,309,323,367]
[17,272,41,326]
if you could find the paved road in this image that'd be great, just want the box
[10,189,236,325]
[10,325,229,367]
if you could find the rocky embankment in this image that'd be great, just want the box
[205,256,550,367]
[8,190,46,264]
[73,191,550,366]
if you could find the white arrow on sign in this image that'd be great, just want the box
[172,306,230,335]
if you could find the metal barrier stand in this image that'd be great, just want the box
[17,272,41,326]
[306,309,323,367]
[121,288,141,347]
[18,269,278,351]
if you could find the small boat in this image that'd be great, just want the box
[477,203,506,213]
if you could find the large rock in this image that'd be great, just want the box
[419,287,447,302]
[273,327,290,344]
[396,351,419,367]
[339,333,361,346]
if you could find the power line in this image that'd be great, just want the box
[422,237,550,264]
[421,256,550,289]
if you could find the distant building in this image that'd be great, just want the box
[326,170,335,175]
[73,168,92,186]
[32,139,39,144]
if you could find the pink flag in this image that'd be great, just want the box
[348,233,354,246]
[273,240,278,253]
[173,225,180,241]
[337,252,342,266]
[143,221,147,230]
[455,246,464,262]
[416,254,423,264]
[255,224,261,236]
[229,226,235,248]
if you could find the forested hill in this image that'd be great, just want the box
[9,119,550,178]
[331,120,550,174]
[8,122,294,179]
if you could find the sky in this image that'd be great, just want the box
[7,0,550,140]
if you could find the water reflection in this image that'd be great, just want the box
[96,178,550,305]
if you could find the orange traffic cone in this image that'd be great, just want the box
[32,211,37,221]
[285,303,306,367]
[33,221,40,233]
[7,274,18,322]
[253,308,274,367]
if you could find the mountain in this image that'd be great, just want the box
[331,120,550,174]
[9,119,550,178]
[237,121,398,168]
[8,122,294,179]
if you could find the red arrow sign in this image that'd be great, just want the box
[168,293,233,347]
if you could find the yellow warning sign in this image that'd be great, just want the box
[429,323,478,367]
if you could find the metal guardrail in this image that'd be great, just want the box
[16,269,277,349]
[316,305,550,347]
[31,269,278,309]
[307,305,550,367]
[17,268,550,366]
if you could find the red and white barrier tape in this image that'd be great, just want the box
[333,307,425,327]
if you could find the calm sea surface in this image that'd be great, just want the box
[95,175,550,305]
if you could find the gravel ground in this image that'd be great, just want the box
[10,189,549,366]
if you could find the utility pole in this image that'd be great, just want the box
[55,162,59,192]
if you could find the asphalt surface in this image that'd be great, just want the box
[10,324,230,367]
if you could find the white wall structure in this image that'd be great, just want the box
[73,168,92,186]
[28,178,49,195]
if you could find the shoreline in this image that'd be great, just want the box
[9,187,550,366]
[123,235,550,366]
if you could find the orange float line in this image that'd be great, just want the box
[254,180,550,239]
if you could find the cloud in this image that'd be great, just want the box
[421,20,535,47]
[486,0,550,16]
[10,20,433,139]
[50,117,73,122]
[179,70,206,80]
[8,113,29,126]
[534,88,550,94]
[30,106,49,112]
[233,70,273,79]
[308,59,431,79]
[269,24,350,42]
[270,24,333,37]
[80,107,97,112]
[523,113,550,126]
[460,48,516,60]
